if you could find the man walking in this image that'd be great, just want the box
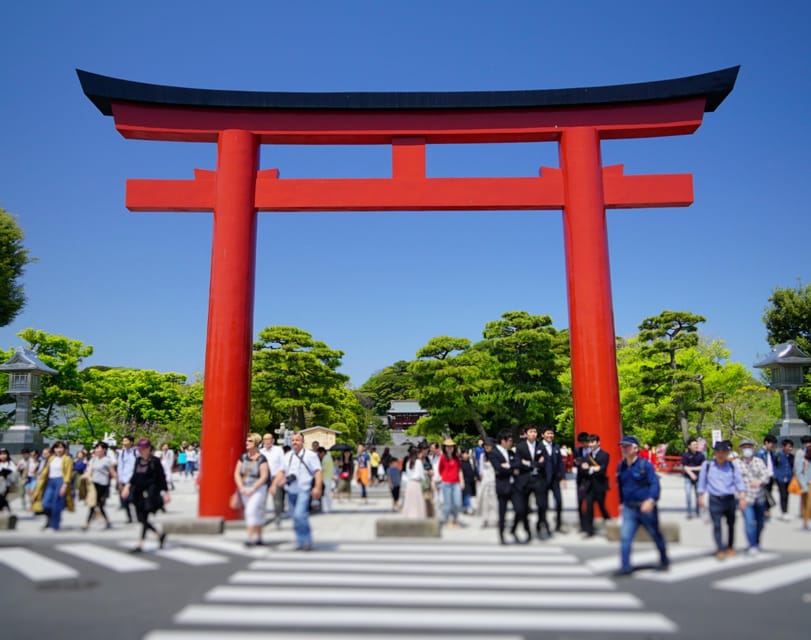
[773,439,795,520]
[487,430,526,545]
[681,438,705,519]
[261,432,286,526]
[117,435,136,523]
[270,433,322,551]
[614,435,669,575]
[755,435,777,517]
[581,434,610,537]
[698,440,747,559]
[515,425,547,539]
[540,426,566,534]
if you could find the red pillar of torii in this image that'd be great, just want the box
[79,67,738,518]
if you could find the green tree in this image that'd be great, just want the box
[478,311,567,432]
[408,336,494,439]
[17,328,94,431]
[358,360,416,415]
[763,283,811,355]
[251,326,362,434]
[636,311,711,443]
[0,207,34,327]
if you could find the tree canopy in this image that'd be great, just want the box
[0,207,34,327]
[763,283,811,355]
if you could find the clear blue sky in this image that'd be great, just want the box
[1,1,808,386]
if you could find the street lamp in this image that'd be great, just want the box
[0,347,58,453]
[754,341,811,439]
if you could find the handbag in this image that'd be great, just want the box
[788,475,803,495]
[229,490,243,510]
[339,470,350,480]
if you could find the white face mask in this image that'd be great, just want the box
[742,448,754,459]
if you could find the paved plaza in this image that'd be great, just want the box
[1,473,809,639]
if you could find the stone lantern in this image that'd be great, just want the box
[754,341,811,438]
[0,347,57,452]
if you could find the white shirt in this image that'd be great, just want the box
[282,448,322,493]
[49,456,63,479]
[402,460,425,483]
[262,445,285,477]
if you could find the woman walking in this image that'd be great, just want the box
[233,433,269,546]
[795,437,811,530]
[477,438,498,527]
[0,448,18,512]
[438,438,464,527]
[121,438,171,552]
[336,449,353,502]
[400,446,427,519]
[83,442,116,530]
[32,441,74,531]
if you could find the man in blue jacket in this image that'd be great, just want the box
[614,434,669,576]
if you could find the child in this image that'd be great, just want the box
[387,457,402,511]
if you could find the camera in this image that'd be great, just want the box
[285,474,297,485]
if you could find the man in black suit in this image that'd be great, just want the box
[582,433,610,537]
[539,426,567,535]
[487,430,527,545]
[515,425,548,540]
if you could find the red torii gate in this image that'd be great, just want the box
[79,67,738,518]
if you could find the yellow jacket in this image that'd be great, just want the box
[31,455,75,513]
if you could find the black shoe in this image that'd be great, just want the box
[499,531,506,545]
[129,547,143,554]
[655,561,670,572]
[613,567,634,577]
[538,528,550,541]
[159,533,167,549]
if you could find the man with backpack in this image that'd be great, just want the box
[614,435,669,576]
[697,440,747,559]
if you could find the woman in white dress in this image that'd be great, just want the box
[400,446,427,519]
[477,438,498,527]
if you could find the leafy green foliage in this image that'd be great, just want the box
[763,283,811,355]
[0,208,34,327]
[357,360,416,415]
[251,326,363,439]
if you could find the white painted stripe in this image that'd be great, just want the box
[0,547,79,582]
[229,571,615,590]
[205,585,642,609]
[174,605,677,633]
[262,551,578,564]
[167,537,270,558]
[636,552,777,583]
[587,547,706,573]
[247,560,591,576]
[145,632,524,640]
[712,559,811,594]
[156,547,230,566]
[332,542,564,554]
[56,543,158,573]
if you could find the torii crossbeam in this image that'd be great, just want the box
[79,66,738,518]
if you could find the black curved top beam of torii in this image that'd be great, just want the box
[78,66,739,116]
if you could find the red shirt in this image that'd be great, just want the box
[438,456,461,484]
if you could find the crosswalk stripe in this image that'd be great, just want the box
[168,536,270,558]
[0,547,79,582]
[145,632,525,640]
[56,543,159,572]
[329,542,564,554]
[205,585,642,609]
[248,560,592,576]
[173,604,678,633]
[229,570,616,590]
[587,547,706,573]
[156,547,230,566]
[636,552,777,583]
[260,551,578,564]
[712,559,811,594]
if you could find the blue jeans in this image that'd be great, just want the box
[684,478,699,515]
[620,504,668,571]
[441,482,462,523]
[42,478,66,530]
[744,501,767,549]
[287,490,312,547]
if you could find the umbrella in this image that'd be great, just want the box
[329,442,353,452]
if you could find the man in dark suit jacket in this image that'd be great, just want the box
[487,430,527,545]
[582,433,610,537]
[515,425,548,540]
[539,426,567,535]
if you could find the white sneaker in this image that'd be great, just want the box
[747,547,761,556]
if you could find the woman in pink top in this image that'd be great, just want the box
[438,438,464,527]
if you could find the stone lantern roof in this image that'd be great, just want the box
[754,341,811,369]
[0,347,58,375]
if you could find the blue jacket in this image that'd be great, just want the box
[617,456,660,506]
[774,450,794,483]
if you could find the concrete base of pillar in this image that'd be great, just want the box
[161,517,225,535]
[605,521,680,543]
[376,518,441,538]
[0,427,43,455]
